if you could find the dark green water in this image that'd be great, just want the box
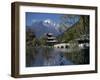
[26,47,89,67]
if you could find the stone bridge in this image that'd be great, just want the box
[54,43,70,49]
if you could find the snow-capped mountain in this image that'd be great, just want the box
[43,19,55,27]
[28,19,62,38]
[27,18,80,39]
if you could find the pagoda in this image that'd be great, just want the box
[46,33,58,46]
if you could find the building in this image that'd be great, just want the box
[69,34,89,49]
[46,33,58,46]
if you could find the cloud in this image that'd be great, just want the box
[32,20,37,23]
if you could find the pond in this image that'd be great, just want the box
[26,46,89,67]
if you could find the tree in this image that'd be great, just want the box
[81,15,89,35]
[58,15,89,42]
[26,28,36,46]
[39,36,46,46]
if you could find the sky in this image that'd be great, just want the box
[26,12,63,26]
[26,12,81,28]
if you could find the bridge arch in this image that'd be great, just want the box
[54,43,70,49]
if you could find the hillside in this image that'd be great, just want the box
[57,15,89,43]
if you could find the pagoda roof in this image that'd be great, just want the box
[47,37,56,39]
[46,40,58,43]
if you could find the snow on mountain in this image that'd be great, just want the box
[29,19,61,38]
[43,19,56,27]
[27,18,79,39]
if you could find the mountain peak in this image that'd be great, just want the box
[43,19,52,24]
[43,19,56,27]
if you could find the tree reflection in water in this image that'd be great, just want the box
[26,47,89,67]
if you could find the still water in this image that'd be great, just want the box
[26,47,89,67]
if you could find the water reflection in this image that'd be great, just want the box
[26,47,89,67]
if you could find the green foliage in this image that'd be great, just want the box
[39,36,46,46]
[58,15,89,43]
[26,28,36,46]
[26,28,43,47]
